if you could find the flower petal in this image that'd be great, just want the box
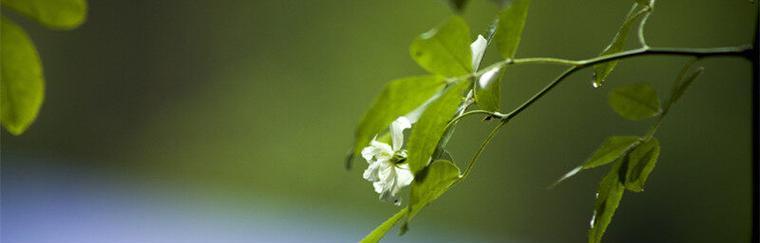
[394,163,414,188]
[390,116,411,151]
[470,35,487,71]
[362,140,394,162]
[363,160,382,182]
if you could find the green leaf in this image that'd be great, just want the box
[474,67,504,111]
[407,160,462,221]
[406,81,470,174]
[608,83,662,120]
[588,161,626,243]
[352,76,446,156]
[493,0,531,59]
[1,17,45,135]
[592,3,647,87]
[410,16,472,77]
[583,136,641,169]
[1,0,87,30]
[360,208,408,243]
[669,66,704,106]
[448,0,469,12]
[623,138,660,192]
[552,136,639,186]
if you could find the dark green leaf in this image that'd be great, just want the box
[1,0,87,30]
[669,66,704,106]
[475,67,504,111]
[552,136,639,186]
[407,160,462,221]
[608,83,661,120]
[1,17,45,135]
[493,0,531,59]
[583,136,641,169]
[589,161,626,243]
[360,208,408,243]
[406,81,470,174]
[624,138,660,192]
[592,3,647,87]
[352,76,446,156]
[410,16,472,77]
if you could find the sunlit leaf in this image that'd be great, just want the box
[592,3,647,87]
[552,136,640,186]
[406,81,470,174]
[410,16,472,77]
[608,83,661,120]
[352,76,446,156]
[475,66,503,111]
[588,161,626,243]
[623,137,660,192]
[1,17,45,135]
[406,160,461,222]
[493,0,531,59]
[360,208,408,243]
[1,0,87,30]
[669,66,704,106]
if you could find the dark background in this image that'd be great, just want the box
[2,0,754,242]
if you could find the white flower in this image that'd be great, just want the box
[361,116,414,205]
[470,35,487,71]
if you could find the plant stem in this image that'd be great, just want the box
[496,45,753,121]
[460,120,507,179]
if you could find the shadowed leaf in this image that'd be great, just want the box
[475,67,504,111]
[624,138,660,192]
[588,161,626,243]
[592,3,647,87]
[608,83,661,120]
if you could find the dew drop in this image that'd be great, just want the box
[592,81,601,88]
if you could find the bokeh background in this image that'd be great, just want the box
[1,0,755,242]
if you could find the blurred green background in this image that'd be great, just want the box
[1,0,754,242]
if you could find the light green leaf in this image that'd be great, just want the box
[669,66,704,106]
[360,208,408,243]
[407,160,462,221]
[608,83,661,120]
[352,76,446,156]
[552,136,639,186]
[589,161,626,243]
[1,17,45,135]
[406,81,470,174]
[1,0,87,30]
[592,3,647,87]
[475,66,504,111]
[583,136,641,169]
[623,138,660,192]
[410,16,472,77]
[493,0,531,59]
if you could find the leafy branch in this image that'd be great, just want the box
[349,0,755,242]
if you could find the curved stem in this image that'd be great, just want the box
[460,120,507,179]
